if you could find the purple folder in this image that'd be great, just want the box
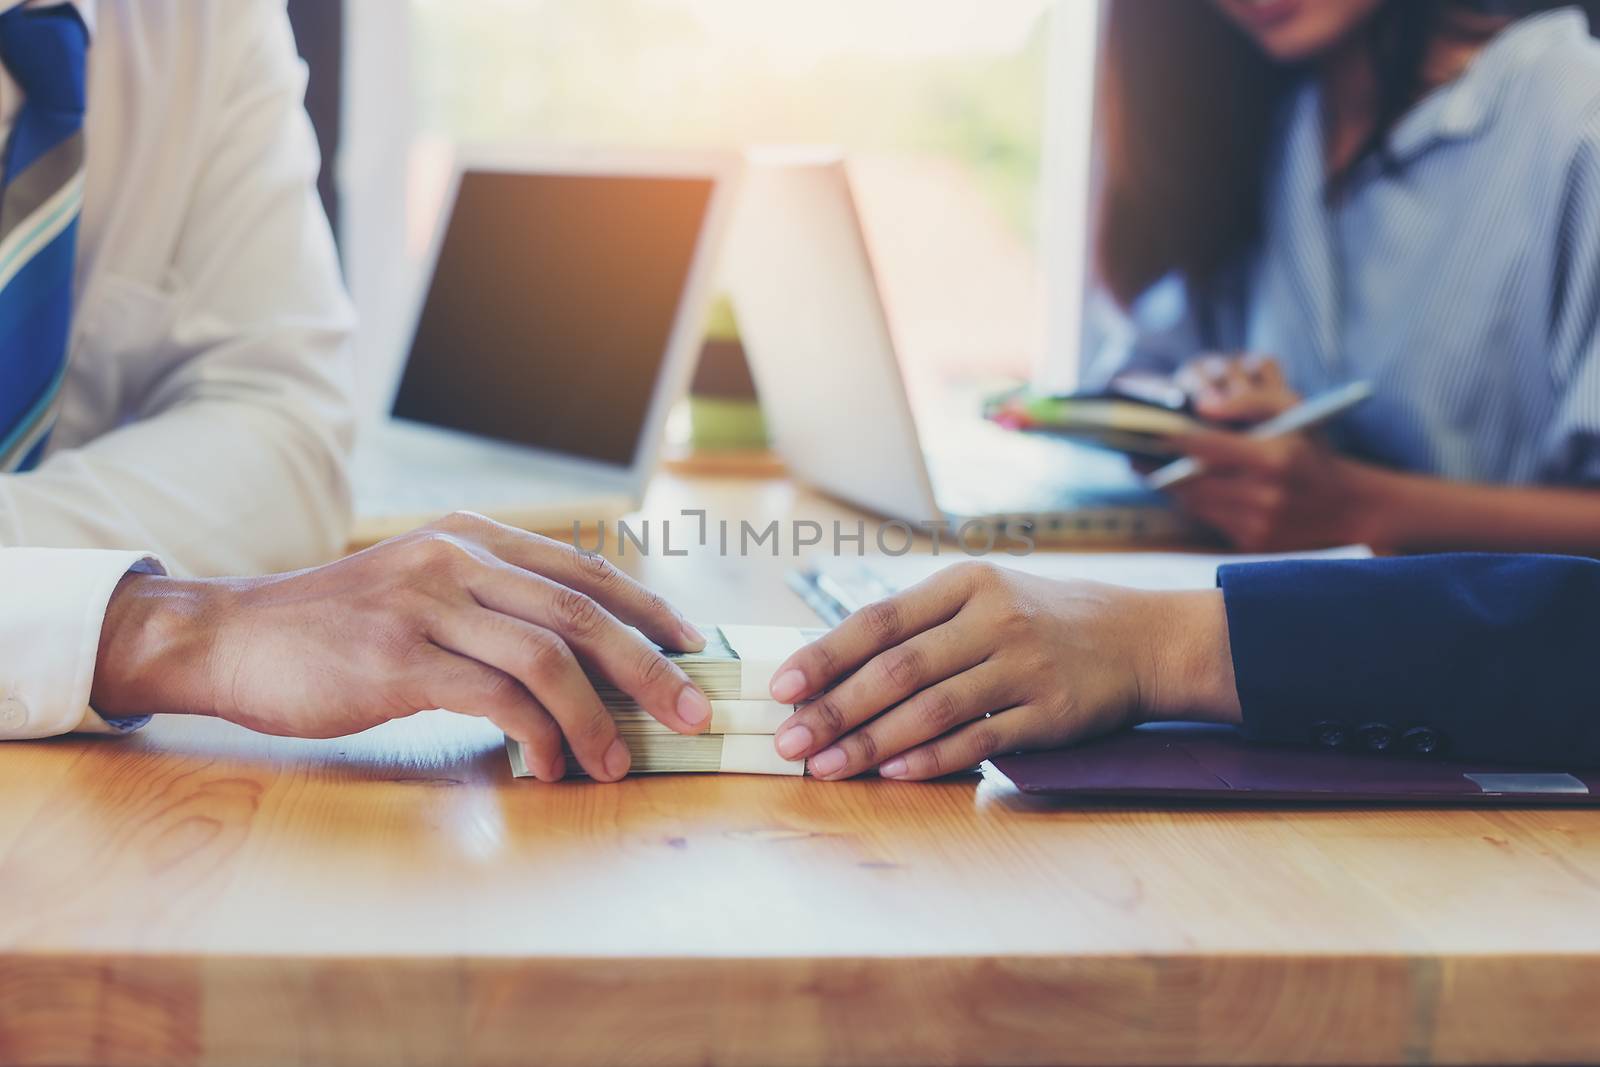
[988,722,1600,803]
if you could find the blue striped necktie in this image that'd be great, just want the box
[0,3,87,473]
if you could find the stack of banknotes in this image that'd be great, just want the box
[505,624,821,777]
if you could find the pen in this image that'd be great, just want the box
[1145,380,1375,491]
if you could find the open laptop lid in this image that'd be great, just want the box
[989,723,1600,804]
[724,151,944,525]
[388,149,743,499]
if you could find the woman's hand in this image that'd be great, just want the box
[92,511,713,783]
[1175,353,1300,424]
[766,561,1240,781]
[1167,430,1386,551]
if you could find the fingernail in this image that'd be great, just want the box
[677,686,711,728]
[810,746,846,777]
[775,723,812,760]
[879,757,907,779]
[771,669,807,703]
[679,619,707,650]
[603,738,631,780]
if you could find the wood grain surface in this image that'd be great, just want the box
[3,473,1599,1067]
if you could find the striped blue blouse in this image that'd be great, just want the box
[1084,8,1600,485]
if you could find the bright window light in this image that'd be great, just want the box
[396,0,1095,393]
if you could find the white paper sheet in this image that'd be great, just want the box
[718,624,815,699]
[819,544,1372,596]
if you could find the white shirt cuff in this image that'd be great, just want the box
[0,548,165,739]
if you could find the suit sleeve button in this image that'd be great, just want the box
[1312,721,1349,748]
[0,696,28,732]
[1402,726,1443,755]
[1357,723,1396,752]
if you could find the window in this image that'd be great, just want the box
[344,1,1098,409]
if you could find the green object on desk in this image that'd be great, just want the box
[689,395,768,450]
[690,296,767,450]
[704,294,741,343]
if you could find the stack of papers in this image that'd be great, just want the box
[792,546,1375,627]
[506,625,819,778]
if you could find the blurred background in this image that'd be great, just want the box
[333,0,1099,416]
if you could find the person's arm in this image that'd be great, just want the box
[1166,430,1600,555]
[0,549,167,738]
[762,561,1241,781]
[1219,553,1600,765]
[0,5,352,738]
[0,1,353,576]
[84,512,716,781]
[1167,115,1600,557]
[1356,469,1600,555]
[763,554,1600,780]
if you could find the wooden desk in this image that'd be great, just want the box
[4,473,1600,1067]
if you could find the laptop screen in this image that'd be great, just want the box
[392,169,715,468]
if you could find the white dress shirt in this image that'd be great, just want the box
[0,0,355,738]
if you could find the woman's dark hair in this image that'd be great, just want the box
[1095,0,1600,306]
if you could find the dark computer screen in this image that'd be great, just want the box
[392,169,715,468]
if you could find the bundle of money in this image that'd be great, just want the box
[506,624,821,778]
[586,624,747,700]
[508,725,803,777]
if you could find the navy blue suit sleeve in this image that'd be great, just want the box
[1217,554,1600,765]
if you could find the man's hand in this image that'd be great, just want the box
[765,562,1240,781]
[90,512,712,783]
[1175,353,1300,424]
[1167,430,1386,552]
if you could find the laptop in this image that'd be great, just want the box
[723,152,1186,546]
[351,153,741,546]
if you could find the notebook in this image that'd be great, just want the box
[983,382,1208,457]
[988,723,1600,804]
